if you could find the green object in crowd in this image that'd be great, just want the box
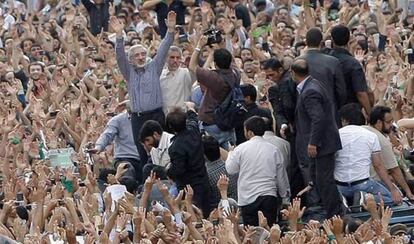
[61,178,74,193]
[252,25,271,38]
[10,137,20,145]
[119,80,126,89]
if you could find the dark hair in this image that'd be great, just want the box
[166,109,187,133]
[369,106,392,125]
[263,57,283,71]
[306,28,323,47]
[339,103,365,126]
[244,116,266,136]
[331,25,350,46]
[119,176,139,194]
[202,135,221,161]
[140,120,163,142]
[98,168,117,183]
[214,49,232,69]
[262,117,273,132]
[240,84,257,101]
[28,61,45,72]
[142,164,167,181]
[291,58,309,76]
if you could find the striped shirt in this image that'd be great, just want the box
[115,32,174,113]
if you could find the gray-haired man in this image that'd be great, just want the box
[111,12,176,173]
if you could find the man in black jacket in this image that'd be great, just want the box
[166,102,211,217]
[293,58,345,219]
[235,84,272,145]
[265,58,303,198]
[301,28,347,111]
[330,25,372,115]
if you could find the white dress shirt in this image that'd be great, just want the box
[334,125,381,182]
[160,67,195,114]
[226,136,290,206]
[263,131,291,169]
[150,132,174,167]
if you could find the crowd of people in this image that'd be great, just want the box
[1,0,414,242]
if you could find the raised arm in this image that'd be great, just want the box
[110,16,130,82]
[153,11,176,74]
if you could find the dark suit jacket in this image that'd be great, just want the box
[268,71,297,133]
[301,50,347,108]
[295,77,342,157]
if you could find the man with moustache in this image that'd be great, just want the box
[160,46,196,115]
[112,12,176,167]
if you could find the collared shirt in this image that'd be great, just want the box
[115,32,174,113]
[335,125,381,182]
[150,132,174,167]
[362,126,399,180]
[263,131,291,169]
[95,112,139,160]
[296,76,310,94]
[205,159,238,204]
[160,67,195,114]
[225,136,290,206]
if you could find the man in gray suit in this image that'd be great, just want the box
[292,59,345,219]
[301,28,347,110]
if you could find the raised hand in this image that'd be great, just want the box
[110,16,124,37]
[166,11,177,33]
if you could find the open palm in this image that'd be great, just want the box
[110,16,124,34]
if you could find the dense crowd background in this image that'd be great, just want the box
[2,0,414,243]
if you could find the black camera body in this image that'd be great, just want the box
[204,29,223,45]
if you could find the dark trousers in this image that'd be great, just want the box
[297,150,321,207]
[287,135,304,199]
[130,108,165,184]
[310,153,344,218]
[241,195,280,227]
[180,182,212,219]
[114,158,143,184]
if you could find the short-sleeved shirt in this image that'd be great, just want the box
[363,126,398,180]
[335,125,381,182]
[330,47,368,104]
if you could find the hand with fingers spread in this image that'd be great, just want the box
[110,16,124,38]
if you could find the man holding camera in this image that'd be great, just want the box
[188,34,240,149]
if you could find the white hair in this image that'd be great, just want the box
[128,44,148,62]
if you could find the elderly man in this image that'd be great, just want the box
[160,46,195,114]
[111,12,176,167]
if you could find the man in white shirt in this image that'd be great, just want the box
[262,117,290,169]
[335,103,402,204]
[160,46,195,114]
[139,120,174,167]
[226,116,290,227]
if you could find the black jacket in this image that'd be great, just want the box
[235,103,272,145]
[329,47,368,104]
[301,50,347,108]
[295,77,342,157]
[167,110,209,189]
[268,71,297,133]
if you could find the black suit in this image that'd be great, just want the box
[268,71,303,198]
[301,49,347,109]
[295,77,344,218]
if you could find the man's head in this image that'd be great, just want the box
[128,44,148,68]
[167,46,182,71]
[243,59,255,78]
[339,103,366,127]
[119,176,139,194]
[369,106,393,134]
[241,84,257,105]
[263,117,274,132]
[21,38,35,54]
[30,44,43,59]
[331,25,350,47]
[214,0,226,14]
[244,116,266,139]
[240,48,253,62]
[140,120,164,150]
[29,62,45,80]
[305,28,323,48]
[166,108,187,134]
[214,49,232,69]
[202,135,221,162]
[290,58,309,84]
[263,58,284,82]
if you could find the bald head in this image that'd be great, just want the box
[291,58,309,82]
